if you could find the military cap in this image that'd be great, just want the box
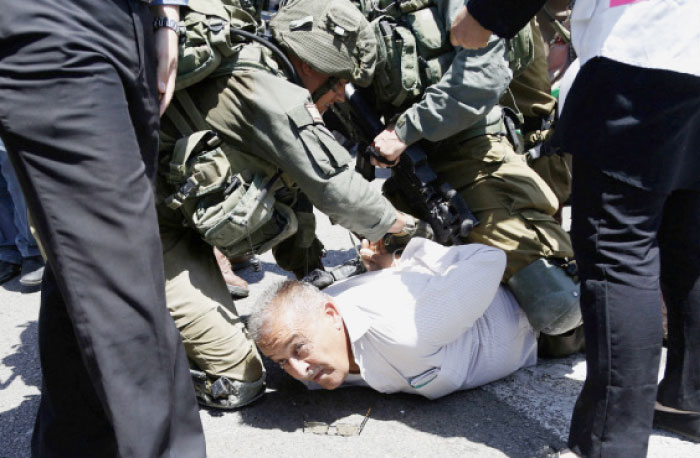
[270,0,377,87]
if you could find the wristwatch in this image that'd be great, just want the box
[153,16,182,35]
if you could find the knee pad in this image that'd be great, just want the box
[507,258,582,335]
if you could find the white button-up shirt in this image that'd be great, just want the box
[571,0,700,76]
[324,239,537,400]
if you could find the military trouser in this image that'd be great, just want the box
[417,134,573,283]
[271,192,326,279]
[530,152,572,206]
[158,197,263,384]
[501,17,573,207]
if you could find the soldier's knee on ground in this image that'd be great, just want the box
[189,337,265,410]
[191,356,266,410]
[507,257,582,335]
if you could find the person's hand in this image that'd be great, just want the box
[372,126,407,167]
[450,6,492,49]
[153,5,180,116]
[359,239,396,271]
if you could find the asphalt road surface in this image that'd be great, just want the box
[1,172,698,457]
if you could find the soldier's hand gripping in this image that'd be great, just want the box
[372,125,407,167]
[450,5,492,50]
[382,214,435,254]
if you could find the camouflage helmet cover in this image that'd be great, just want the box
[270,0,377,87]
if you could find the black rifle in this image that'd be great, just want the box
[344,84,478,246]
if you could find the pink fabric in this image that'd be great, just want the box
[610,0,642,7]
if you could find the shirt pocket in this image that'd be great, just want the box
[408,367,440,389]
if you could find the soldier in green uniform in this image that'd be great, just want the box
[500,17,573,208]
[353,0,580,343]
[500,16,583,357]
[156,0,412,408]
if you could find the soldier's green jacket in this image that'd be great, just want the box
[160,43,397,243]
[393,0,512,145]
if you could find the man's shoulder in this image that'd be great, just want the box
[232,65,313,121]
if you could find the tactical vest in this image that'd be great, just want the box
[160,0,299,259]
[175,0,262,90]
[351,0,534,111]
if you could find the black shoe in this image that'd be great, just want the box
[19,256,44,287]
[0,260,21,285]
[653,404,700,442]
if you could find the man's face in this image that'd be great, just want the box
[259,303,350,390]
[314,79,348,114]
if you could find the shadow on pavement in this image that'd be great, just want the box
[0,320,41,457]
[1,277,24,293]
[237,358,566,458]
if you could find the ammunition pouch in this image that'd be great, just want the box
[506,23,535,78]
[365,1,532,110]
[372,17,422,108]
[192,173,298,259]
[369,0,452,110]
[507,258,582,335]
[162,130,297,259]
[176,0,261,90]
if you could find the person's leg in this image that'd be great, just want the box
[0,142,22,272]
[0,142,40,260]
[654,189,700,440]
[0,144,44,286]
[162,230,265,409]
[31,265,117,456]
[430,134,573,281]
[163,231,264,382]
[568,157,665,457]
[0,1,205,456]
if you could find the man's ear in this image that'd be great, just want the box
[289,53,313,78]
[323,301,343,330]
[298,60,314,78]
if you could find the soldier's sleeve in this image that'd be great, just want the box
[242,73,397,242]
[393,0,513,146]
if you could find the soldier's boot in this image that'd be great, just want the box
[191,370,265,410]
[213,247,249,299]
[272,197,327,280]
[190,349,266,410]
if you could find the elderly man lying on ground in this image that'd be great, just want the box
[248,238,536,398]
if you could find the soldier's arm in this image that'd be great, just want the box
[392,0,512,146]
[241,72,399,242]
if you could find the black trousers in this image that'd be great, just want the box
[0,1,205,456]
[558,58,700,457]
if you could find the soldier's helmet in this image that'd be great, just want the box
[269,0,377,87]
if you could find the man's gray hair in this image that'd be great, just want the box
[248,280,330,345]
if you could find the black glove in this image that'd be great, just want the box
[302,258,367,290]
[382,215,434,253]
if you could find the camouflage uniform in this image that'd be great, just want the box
[157,0,397,407]
[386,0,573,282]
[500,17,572,206]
